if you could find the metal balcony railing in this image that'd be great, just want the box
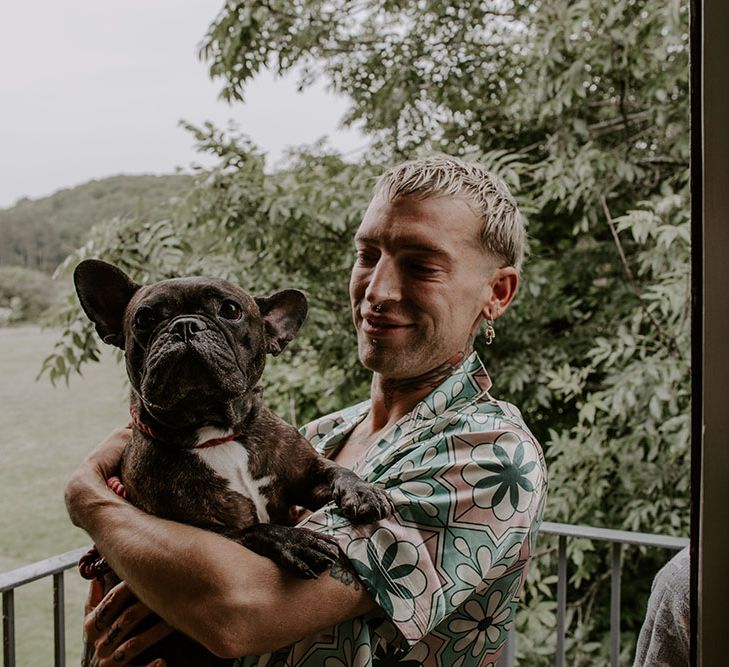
[1,525,689,667]
[497,522,689,667]
[0,546,87,667]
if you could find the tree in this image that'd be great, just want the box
[0,175,192,274]
[203,3,690,659]
[46,1,690,663]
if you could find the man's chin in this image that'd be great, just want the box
[359,337,460,382]
[359,342,417,378]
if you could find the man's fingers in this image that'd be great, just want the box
[97,620,174,667]
[84,581,136,644]
[86,580,173,667]
[95,600,156,659]
[65,427,131,527]
[84,578,106,616]
[88,427,131,477]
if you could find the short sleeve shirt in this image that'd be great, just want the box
[235,352,547,667]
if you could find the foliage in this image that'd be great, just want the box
[203,2,690,660]
[0,265,59,324]
[42,129,372,407]
[0,174,191,274]
[45,0,689,664]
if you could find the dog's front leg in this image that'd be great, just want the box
[235,524,340,579]
[329,464,394,523]
[298,457,393,525]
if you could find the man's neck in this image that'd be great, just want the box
[368,348,471,431]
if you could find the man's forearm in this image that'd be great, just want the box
[74,489,378,658]
[65,433,379,658]
[64,431,262,654]
[78,490,267,655]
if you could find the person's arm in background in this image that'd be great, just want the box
[67,429,379,663]
[633,547,690,667]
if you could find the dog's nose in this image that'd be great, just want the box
[171,317,208,342]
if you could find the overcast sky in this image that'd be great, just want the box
[0,0,367,208]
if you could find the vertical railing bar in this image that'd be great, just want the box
[2,589,16,667]
[556,535,567,667]
[505,622,516,667]
[53,572,65,667]
[610,542,621,667]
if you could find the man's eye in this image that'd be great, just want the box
[408,263,437,276]
[355,251,378,265]
[134,307,157,329]
[219,300,242,320]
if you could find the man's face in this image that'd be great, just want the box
[350,193,504,380]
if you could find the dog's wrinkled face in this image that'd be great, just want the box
[74,259,307,428]
[124,278,265,416]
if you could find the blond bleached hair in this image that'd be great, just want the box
[373,155,526,271]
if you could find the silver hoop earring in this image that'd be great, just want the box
[483,320,495,345]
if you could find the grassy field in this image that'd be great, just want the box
[0,325,129,666]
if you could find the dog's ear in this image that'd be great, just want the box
[255,289,308,356]
[73,259,141,349]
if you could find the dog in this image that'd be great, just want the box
[72,259,392,665]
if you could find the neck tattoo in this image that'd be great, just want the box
[381,338,474,410]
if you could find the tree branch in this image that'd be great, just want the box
[588,109,651,132]
[600,196,683,359]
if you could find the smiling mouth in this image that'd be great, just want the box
[362,318,414,336]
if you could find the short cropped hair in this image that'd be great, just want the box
[373,155,525,271]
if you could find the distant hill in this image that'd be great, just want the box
[0,174,192,274]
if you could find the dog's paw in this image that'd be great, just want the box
[240,524,340,579]
[333,477,394,524]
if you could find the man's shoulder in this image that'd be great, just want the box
[476,393,539,442]
[652,546,690,598]
[417,386,541,452]
[421,351,540,446]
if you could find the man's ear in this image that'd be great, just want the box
[73,259,141,349]
[482,266,519,321]
[254,289,308,356]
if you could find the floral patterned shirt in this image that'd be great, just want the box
[235,352,547,667]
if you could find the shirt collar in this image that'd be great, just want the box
[316,351,493,458]
[414,350,492,421]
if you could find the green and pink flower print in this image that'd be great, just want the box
[235,352,547,667]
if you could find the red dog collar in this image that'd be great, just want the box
[128,406,240,449]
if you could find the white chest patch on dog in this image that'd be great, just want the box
[193,442,273,523]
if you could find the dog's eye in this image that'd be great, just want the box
[134,307,157,329]
[219,300,242,320]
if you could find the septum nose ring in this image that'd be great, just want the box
[372,303,383,313]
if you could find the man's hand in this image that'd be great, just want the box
[84,580,172,667]
[65,427,130,529]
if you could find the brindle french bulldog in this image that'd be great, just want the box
[72,259,392,666]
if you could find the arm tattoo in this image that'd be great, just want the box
[329,558,362,591]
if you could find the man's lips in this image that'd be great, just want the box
[361,315,415,336]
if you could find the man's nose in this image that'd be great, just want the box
[171,317,208,342]
[364,257,402,304]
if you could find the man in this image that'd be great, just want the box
[66,155,547,666]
